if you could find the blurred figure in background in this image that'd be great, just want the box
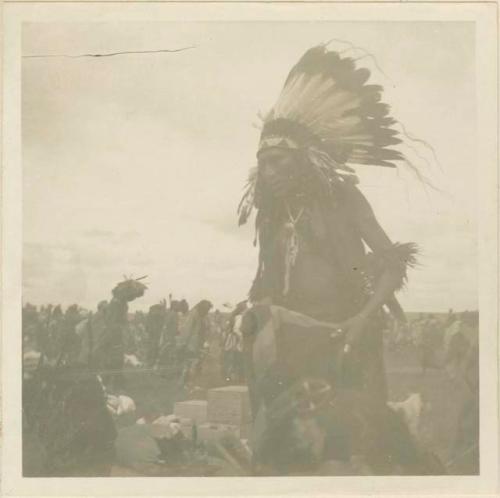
[76,277,147,392]
[45,305,64,361]
[75,300,108,366]
[22,303,40,350]
[156,299,182,375]
[178,299,213,389]
[418,314,442,374]
[212,309,225,342]
[146,300,168,367]
[444,311,479,474]
[58,304,84,365]
[222,301,247,383]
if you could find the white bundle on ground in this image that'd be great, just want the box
[23,350,41,375]
[107,394,136,416]
[23,350,41,361]
[124,354,142,368]
[149,414,182,439]
[388,393,423,439]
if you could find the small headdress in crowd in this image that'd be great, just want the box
[238,44,404,225]
[112,275,148,302]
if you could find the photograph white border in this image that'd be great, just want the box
[2,2,498,496]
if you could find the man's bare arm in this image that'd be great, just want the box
[339,193,417,346]
[356,214,406,320]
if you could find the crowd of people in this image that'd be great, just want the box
[383,309,479,378]
[22,278,255,476]
[23,300,479,383]
[22,294,250,394]
[22,279,479,477]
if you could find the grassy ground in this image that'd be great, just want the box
[384,344,463,466]
[23,339,476,476]
[121,341,469,467]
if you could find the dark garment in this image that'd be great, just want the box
[166,310,179,334]
[99,345,126,392]
[34,365,117,476]
[223,350,245,382]
[146,307,166,365]
[180,310,210,355]
[95,299,129,391]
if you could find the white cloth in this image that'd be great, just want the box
[150,414,183,439]
[388,393,423,439]
[107,394,136,416]
[124,354,142,367]
[224,315,244,353]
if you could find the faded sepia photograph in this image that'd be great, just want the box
[8,12,492,486]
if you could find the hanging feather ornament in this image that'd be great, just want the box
[238,167,257,226]
[283,204,304,295]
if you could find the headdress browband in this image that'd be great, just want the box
[258,118,321,155]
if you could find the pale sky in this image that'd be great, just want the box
[22,21,477,312]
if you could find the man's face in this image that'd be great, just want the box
[258,147,300,199]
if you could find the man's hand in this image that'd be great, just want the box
[337,313,369,351]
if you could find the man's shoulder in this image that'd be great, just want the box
[331,182,375,220]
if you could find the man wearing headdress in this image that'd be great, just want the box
[75,277,147,391]
[238,45,421,473]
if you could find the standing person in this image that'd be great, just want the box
[179,299,189,315]
[410,313,425,348]
[56,304,83,365]
[222,301,248,383]
[212,309,225,343]
[157,300,181,375]
[75,277,147,392]
[100,277,147,391]
[22,303,39,349]
[419,315,435,374]
[45,305,64,361]
[145,300,167,367]
[164,300,181,341]
[178,300,213,389]
[445,308,455,328]
[419,314,441,373]
[444,311,479,473]
[444,312,476,382]
[75,300,108,366]
[238,45,418,403]
[35,305,51,356]
[237,45,423,472]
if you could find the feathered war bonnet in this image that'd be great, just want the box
[238,44,404,226]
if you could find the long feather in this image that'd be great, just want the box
[262,44,405,170]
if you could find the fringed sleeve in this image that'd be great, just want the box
[343,184,419,293]
[363,242,419,292]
